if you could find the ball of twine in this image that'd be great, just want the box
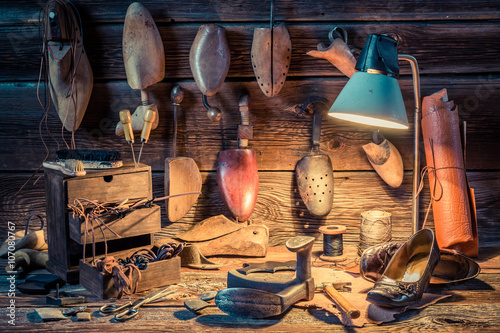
[358,209,392,256]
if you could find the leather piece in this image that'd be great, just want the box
[190,24,230,96]
[360,241,481,284]
[421,89,476,253]
[366,228,440,307]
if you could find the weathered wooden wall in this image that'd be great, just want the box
[0,0,499,250]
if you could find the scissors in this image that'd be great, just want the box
[100,286,175,321]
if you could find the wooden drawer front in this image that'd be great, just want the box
[68,205,161,244]
[80,256,181,299]
[66,170,151,203]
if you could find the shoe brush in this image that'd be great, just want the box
[43,159,86,176]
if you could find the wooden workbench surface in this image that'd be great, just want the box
[1,245,499,332]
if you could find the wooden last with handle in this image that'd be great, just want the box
[323,284,360,319]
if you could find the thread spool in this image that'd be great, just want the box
[319,225,347,262]
[358,209,392,256]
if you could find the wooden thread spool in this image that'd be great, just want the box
[319,225,347,262]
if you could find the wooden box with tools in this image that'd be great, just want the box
[44,164,161,283]
[79,248,181,299]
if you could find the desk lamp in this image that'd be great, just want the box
[329,34,422,233]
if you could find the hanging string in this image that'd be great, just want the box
[358,209,392,256]
[415,139,467,229]
[17,0,84,195]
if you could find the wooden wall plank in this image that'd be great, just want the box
[0,77,498,171]
[3,22,500,82]
[1,0,499,26]
[2,171,498,248]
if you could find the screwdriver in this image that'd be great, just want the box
[119,109,137,167]
[137,109,157,165]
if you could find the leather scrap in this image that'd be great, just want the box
[295,268,450,327]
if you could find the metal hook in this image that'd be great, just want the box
[328,27,348,44]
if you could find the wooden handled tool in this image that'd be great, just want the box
[317,282,360,319]
[137,109,157,165]
[119,109,137,167]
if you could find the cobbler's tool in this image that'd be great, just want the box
[100,286,175,321]
[17,274,65,295]
[43,160,86,177]
[184,291,218,313]
[227,236,313,293]
[165,85,202,222]
[238,261,296,275]
[216,236,315,318]
[319,225,347,262]
[295,98,334,217]
[251,0,291,97]
[120,109,137,167]
[137,109,156,165]
[307,27,356,78]
[46,284,85,305]
[62,306,87,316]
[190,24,230,122]
[362,130,404,188]
[116,2,163,136]
[316,282,360,319]
[217,95,259,222]
[42,0,93,133]
[185,299,210,313]
[56,149,123,169]
[179,244,222,270]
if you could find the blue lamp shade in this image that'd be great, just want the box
[329,34,409,130]
[329,71,409,129]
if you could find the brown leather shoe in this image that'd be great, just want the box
[360,241,480,284]
[366,228,440,307]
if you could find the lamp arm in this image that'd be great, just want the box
[398,54,421,234]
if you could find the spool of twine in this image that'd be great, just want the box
[319,225,347,262]
[358,209,392,256]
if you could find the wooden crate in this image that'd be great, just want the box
[45,164,159,283]
[80,249,181,299]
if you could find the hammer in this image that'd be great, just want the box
[316,282,360,319]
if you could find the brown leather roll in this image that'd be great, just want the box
[421,89,477,256]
